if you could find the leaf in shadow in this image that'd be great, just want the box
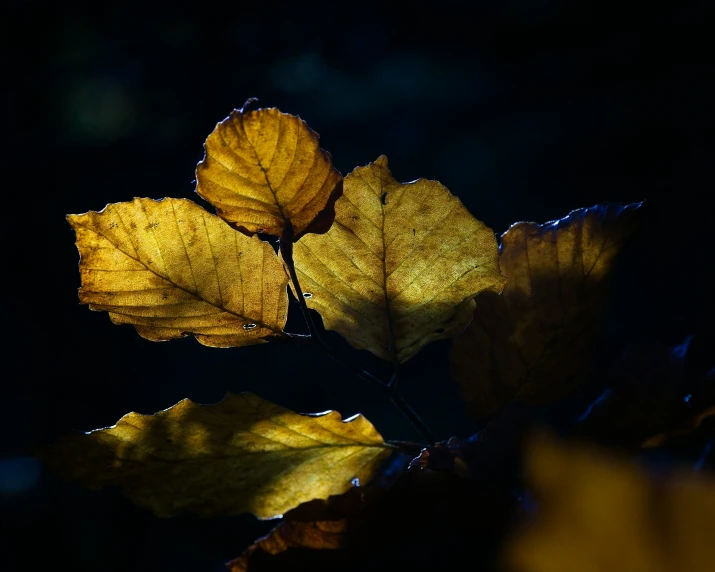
[451,202,642,422]
[230,430,521,571]
[577,334,715,451]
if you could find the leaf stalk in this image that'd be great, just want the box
[280,227,435,444]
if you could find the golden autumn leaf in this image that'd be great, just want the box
[67,197,288,347]
[505,436,715,572]
[451,202,642,421]
[40,393,393,520]
[291,156,505,363]
[196,103,342,239]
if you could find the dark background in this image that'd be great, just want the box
[4,1,714,570]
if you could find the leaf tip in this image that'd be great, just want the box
[374,154,390,168]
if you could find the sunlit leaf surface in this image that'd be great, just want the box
[67,198,288,347]
[42,393,393,519]
[292,156,505,363]
[196,105,342,239]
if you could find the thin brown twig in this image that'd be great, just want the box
[279,226,435,443]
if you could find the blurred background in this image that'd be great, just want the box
[4,1,714,570]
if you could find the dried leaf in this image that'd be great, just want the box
[577,336,715,450]
[196,105,342,239]
[67,198,289,347]
[229,452,515,572]
[228,520,349,572]
[505,436,715,572]
[229,453,409,571]
[40,393,393,519]
[292,156,505,363]
[451,202,642,421]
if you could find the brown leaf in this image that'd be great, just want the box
[196,104,342,239]
[505,436,715,572]
[228,453,409,571]
[228,452,515,572]
[227,520,349,572]
[40,393,393,520]
[451,202,642,421]
[291,156,505,363]
[576,336,715,450]
[67,198,289,347]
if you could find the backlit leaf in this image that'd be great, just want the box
[196,104,342,239]
[291,156,505,363]
[40,393,393,519]
[67,198,288,347]
[505,436,715,572]
[451,202,642,421]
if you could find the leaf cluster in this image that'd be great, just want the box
[42,101,715,571]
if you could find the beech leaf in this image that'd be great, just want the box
[196,104,342,239]
[40,393,393,520]
[291,156,505,363]
[228,519,349,572]
[451,202,642,421]
[505,436,715,572]
[576,336,715,450]
[67,198,289,347]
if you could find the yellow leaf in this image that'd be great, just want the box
[40,393,393,520]
[451,202,642,421]
[67,197,288,347]
[505,436,715,572]
[196,105,342,239]
[291,156,505,363]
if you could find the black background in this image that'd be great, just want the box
[4,1,714,570]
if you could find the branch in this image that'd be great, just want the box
[279,225,387,389]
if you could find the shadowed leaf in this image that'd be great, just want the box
[451,202,642,421]
[229,449,516,572]
[196,104,342,239]
[577,335,715,451]
[291,156,505,363]
[228,519,349,572]
[67,198,289,347]
[40,393,393,519]
[229,453,410,571]
[505,436,715,572]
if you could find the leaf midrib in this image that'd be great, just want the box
[109,443,393,464]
